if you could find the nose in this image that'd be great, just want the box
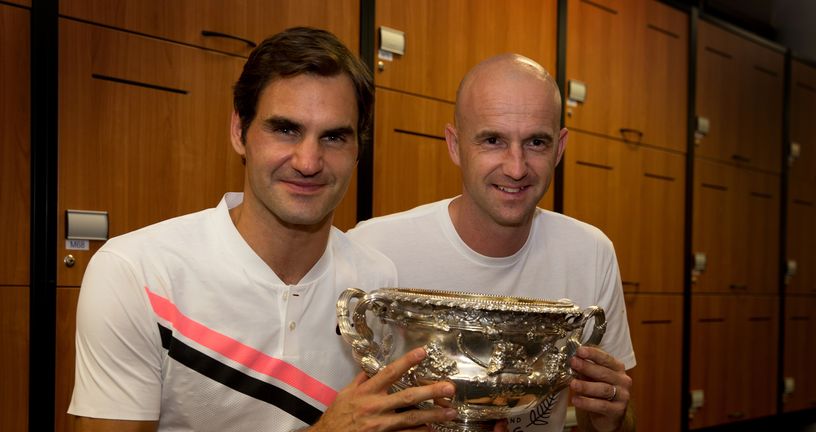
[502,143,528,181]
[291,137,323,176]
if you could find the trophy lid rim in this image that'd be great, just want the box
[375,288,580,312]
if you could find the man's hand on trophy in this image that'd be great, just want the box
[311,347,459,432]
[568,346,634,432]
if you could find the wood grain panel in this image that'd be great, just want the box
[372,89,458,216]
[0,286,29,432]
[696,21,783,173]
[783,295,816,412]
[0,4,30,286]
[692,159,739,293]
[787,180,816,294]
[732,296,778,421]
[631,0,688,152]
[696,21,741,165]
[690,294,779,428]
[629,145,686,293]
[564,132,684,293]
[790,60,816,183]
[59,0,359,56]
[624,293,682,432]
[565,0,628,140]
[58,20,246,286]
[739,42,784,173]
[689,295,732,429]
[375,0,557,103]
[567,0,687,151]
[741,169,780,294]
[56,287,80,432]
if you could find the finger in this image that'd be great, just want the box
[493,419,509,432]
[386,406,458,430]
[384,381,456,411]
[363,347,428,392]
[575,346,624,371]
[570,378,618,401]
[570,355,620,383]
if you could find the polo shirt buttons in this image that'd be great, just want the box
[288,321,296,331]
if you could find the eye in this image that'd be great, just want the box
[276,127,296,136]
[528,138,551,151]
[485,136,500,145]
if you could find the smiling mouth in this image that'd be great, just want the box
[496,185,527,193]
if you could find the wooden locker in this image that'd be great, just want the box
[731,296,778,421]
[0,4,30,286]
[692,159,740,293]
[566,0,687,152]
[628,0,688,152]
[787,180,816,294]
[59,0,359,57]
[0,288,29,432]
[0,4,30,431]
[696,21,742,166]
[689,294,734,429]
[789,61,816,183]
[783,295,816,412]
[374,0,557,103]
[690,294,778,428]
[372,89,459,216]
[696,21,783,173]
[738,42,784,173]
[740,169,780,294]
[565,0,629,141]
[565,132,685,294]
[628,145,686,293]
[624,293,683,432]
[58,20,246,286]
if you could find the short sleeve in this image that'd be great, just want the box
[68,249,163,420]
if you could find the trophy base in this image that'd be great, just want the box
[431,420,497,432]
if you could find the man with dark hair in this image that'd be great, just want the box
[69,27,456,432]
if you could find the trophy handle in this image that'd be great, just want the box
[578,306,606,346]
[561,306,607,361]
[336,288,385,375]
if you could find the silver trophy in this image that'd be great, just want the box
[336,288,606,432]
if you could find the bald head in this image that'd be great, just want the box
[454,54,562,129]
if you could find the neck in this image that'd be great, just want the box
[448,196,533,258]
[229,201,332,285]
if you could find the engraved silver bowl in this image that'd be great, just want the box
[337,288,606,432]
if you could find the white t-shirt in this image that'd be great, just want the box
[348,198,636,432]
[69,193,397,431]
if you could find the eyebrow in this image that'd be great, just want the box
[263,116,302,133]
[262,116,355,138]
[473,129,554,142]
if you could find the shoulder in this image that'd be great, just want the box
[331,228,398,276]
[348,199,449,240]
[534,209,614,250]
[98,207,215,261]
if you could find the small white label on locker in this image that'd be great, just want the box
[379,26,405,55]
[66,239,89,251]
[378,49,394,62]
[566,99,578,107]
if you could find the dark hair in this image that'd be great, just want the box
[233,27,374,151]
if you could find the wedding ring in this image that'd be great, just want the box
[607,385,617,401]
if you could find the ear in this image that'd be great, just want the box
[230,111,246,158]
[445,123,462,167]
[554,127,568,166]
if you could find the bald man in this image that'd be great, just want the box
[349,54,636,432]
